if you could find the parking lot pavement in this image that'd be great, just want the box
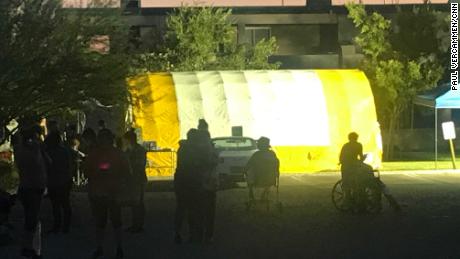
[2,172,460,258]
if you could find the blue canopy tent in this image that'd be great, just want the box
[413,83,460,168]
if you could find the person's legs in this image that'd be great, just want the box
[109,199,123,257]
[47,188,61,233]
[174,188,187,243]
[62,183,72,233]
[188,189,204,243]
[203,191,216,242]
[131,184,145,231]
[261,187,270,201]
[351,175,366,213]
[19,188,43,257]
[341,168,353,210]
[90,196,108,258]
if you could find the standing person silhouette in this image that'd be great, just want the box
[83,129,130,259]
[122,130,147,233]
[15,124,49,259]
[195,128,218,243]
[44,132,72,234]
[339,132,364,210]
[173,129,198,244]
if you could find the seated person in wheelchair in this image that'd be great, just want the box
[357,158,401,212]
[244,137,280,201]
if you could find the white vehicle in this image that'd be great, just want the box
[212,137,258,183]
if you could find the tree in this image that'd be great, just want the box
[346,4,448,159]
[135,5,280,72]
[0,0,132,141]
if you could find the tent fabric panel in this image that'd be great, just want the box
[315,70,352,165]
[336,70,382,167]
[128,73,180,176]
[413,83,460,109]
[244,71,278,141]
[146,74,180,148]
[309,70,348,170]
[196,72,232,136]
[283,70,329,146]
[145,74,180,177]
[128,74,154,139]
[172,73,204,139]
[272,146,330,173]
[240,70,330,147]
[413,95,436,108]
[220,71,255,137]
[436,89,460,109]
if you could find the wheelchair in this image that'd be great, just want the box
[332,167,383,214]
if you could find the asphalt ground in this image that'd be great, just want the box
[2,172,460,259]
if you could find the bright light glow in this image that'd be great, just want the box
[172,70,330,146]
[364,153,374,165]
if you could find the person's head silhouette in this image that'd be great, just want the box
[348,132,359,142]
[98,129,114,147]
[197,119,208,131]
[186,128,199,144]
[257,137,271,151]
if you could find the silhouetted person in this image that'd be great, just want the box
[245,137,280,202]
[46,120,59,135]
[195,130,219,243]
[83,129,130,259]
[357,158,402,212]
[0,189,16,246]
[0,189,15,227]
[173,129,198,244]
[66,136,85,182]
[339,132,364,209]
[44,132,72,234]
[197,119,210,138]
[122,130,147,233]
[14,125,49,259]
[80,128,97,155]
[182,127,218,244]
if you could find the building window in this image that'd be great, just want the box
[122,0,139,8]
[244,27,271,46]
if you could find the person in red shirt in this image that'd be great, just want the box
[83,129,130,259]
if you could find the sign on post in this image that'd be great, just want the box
[442,121,456,140]
[441,121,457,169]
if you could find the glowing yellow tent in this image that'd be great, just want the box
[128,70,382,176]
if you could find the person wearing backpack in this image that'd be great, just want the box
[83,129,130,259]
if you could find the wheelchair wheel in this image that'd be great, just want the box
[364,187,382,214]
[332,180,347,212]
